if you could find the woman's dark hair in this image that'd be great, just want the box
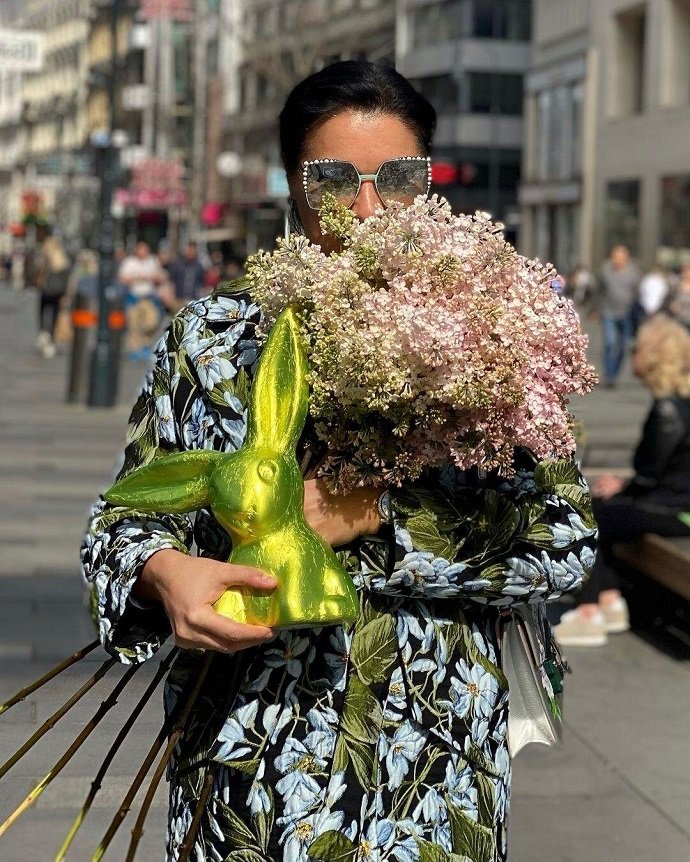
[279,61,437,176]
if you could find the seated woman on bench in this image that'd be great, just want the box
[556,314,690,646]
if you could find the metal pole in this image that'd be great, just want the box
[88,0,122,408]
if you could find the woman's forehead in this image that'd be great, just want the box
[302,110,423,170]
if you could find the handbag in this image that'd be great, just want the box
[499,606,567,758]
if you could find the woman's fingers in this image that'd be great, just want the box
[176,605,274,653]
[219,563,278,591]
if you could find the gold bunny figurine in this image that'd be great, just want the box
[104,307,359,629]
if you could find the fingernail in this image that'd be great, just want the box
[260,575,278,587]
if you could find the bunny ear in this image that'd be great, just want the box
[247,306,309,454]
[104,450,221,513]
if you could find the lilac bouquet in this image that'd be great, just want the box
[246,195,596,491]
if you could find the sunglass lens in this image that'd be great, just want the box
[304,161,360,209]
[376,159,429,206]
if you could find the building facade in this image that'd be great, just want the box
[521,0,690,275]
[396,0,533,241]
[222,0,397,253]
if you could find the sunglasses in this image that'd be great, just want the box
[302,156,432,210]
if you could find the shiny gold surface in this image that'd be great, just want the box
[105,307,358,629]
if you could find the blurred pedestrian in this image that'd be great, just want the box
[202,249,225,295]
[566,264,596,313]
[555,314,690,646]
[168,240,206,307]
[637,264,668,325]
[34,225,71,359]
[118,240,165,359]
[598,244,641,387]
[669,263,690,329]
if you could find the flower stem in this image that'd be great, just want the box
[0,657,118,780]
[0,663,140,838]
[54,649,178,862]
[176,761,219,862]
[122,652,215,862]
[0,639,100,716]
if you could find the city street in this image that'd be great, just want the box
[1,283,689,860]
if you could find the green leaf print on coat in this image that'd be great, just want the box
[341,675,383,743]
[449,805,496,862]
[350,613,398,685]
[534,458,581,491]
[216,800,262,852]
[417,838,470,862]
[333,734,376,790]
[307,830,358,862]
[405,508,459,560]
[463,490,520,564]
[252,786,274,855]
[554,483,597,529]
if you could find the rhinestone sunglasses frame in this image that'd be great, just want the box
[301,156,432,210]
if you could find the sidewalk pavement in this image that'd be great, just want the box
[1,285,689,861]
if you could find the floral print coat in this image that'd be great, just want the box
[81,284,597,862]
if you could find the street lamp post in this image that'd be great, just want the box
[87,0,122,408]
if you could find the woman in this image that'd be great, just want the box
[556,313,690,647]
[82,62,596,862]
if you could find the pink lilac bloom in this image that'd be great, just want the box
[246,195,597,492]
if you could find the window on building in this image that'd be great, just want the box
[660,0,690,107]
[605,180,640,255]
[660,174,690,267]
[467,72,523,115]
[610,7,646,117]
[411,75,460,113]
[472,0,532,40]
[410,1,464,49]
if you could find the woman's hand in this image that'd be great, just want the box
[303,478,381,546]
[593,473,626,499]
[136,549,277,653]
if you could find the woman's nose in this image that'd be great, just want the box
[350,179,383,220]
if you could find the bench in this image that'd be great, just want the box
[613,535,690,601]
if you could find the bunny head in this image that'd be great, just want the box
[209,307,308,539]
[105,306,310,544]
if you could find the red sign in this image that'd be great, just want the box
[118,155,188,209]
[140,0,192,21]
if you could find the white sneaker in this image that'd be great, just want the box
[600,597,630,634]
[36,331,51,350]
[554,609,608,647]
[41,339,56,358]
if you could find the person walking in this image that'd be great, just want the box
[598,244,641,387]
[33,226,71,359]
[167,240,206,309]
[118,240,166,360]
[81,62,596,861]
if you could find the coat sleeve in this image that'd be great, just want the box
[80,324,194,664]
[356,451,597,607]
[629,399,686,491]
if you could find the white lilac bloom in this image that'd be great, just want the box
[448,659,501,720]
[214,699,259,762]
[380,721,426,790]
